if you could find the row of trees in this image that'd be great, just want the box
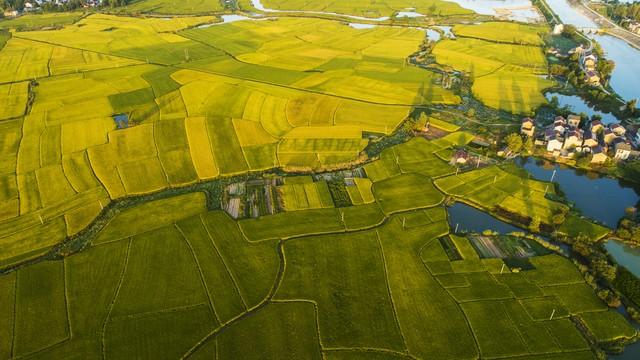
[605,1,640,23]
[1,0,85,12]
[0,0,132,13]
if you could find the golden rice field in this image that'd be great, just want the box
[433,23,554,114]
[125,0,225,14]
[0,13,462,264]
[240,0,473,17]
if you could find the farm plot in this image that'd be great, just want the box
[434,166,568,226]
[16,14,219,65]
[241,0,472,17]
[278,176,334,211]
[0,190,634,358]
[453,22,548,46]
[278,126,368,170]
[0,12,83,31]
[373,173,444,214]
[180,17,459,105]
[275,230,404,349]
[0,82,29,121]
[125,0,224,14]
[432,37,553,114]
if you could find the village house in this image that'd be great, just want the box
[567,114,581,129]
[590,120,604,133]
[610,123,626,137]
[547,136,564,153]
[553,117,567,135]
[603,128,618,144]
[453,149,468,164]
[614,142,633,160]
[585,70,601,86]
[626,21,640,35]
[564,130,584,150]
[521,118,535,137]
[582,130,598,151]
[553,24,564,35]
[591,146,609,164]
[583,53,597,71]
[3,9,19,17]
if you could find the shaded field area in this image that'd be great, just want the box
[0,190,634,359]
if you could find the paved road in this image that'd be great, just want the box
[579,1,640,50]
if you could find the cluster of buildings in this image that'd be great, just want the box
[3,0,101,17]
[575,47,601,86]
[623,20,640,35]
[521,115,640,164]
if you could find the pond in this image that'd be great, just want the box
[545,92,619,124]
[605,240,640,278]
[447,202,523,234]
[517,157,640,227]
[447,202,571,253]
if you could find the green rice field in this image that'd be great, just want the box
[0,3,637,359]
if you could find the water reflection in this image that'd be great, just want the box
[517,158,640,226]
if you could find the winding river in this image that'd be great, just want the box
[546,0,640,102]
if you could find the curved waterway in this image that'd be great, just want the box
[546,0,640,102]
[448,202,523,234]
[517,157,640,227]
[447,202,571,253]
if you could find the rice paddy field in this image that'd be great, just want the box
[125,0,225,14]
[0,4,637,359]
[0,13,461,265]
[239,0,473,17]
[435,165,568,226]
[0,189,633,359]
[433,22,554,114]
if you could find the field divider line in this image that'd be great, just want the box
[416,229,482,357]
[499,300,532,353]
[174,223,222,325]
[10,272,17,359]
[109,302,210,322]
[62,259,73,341]
[454,34,543,47]
[199,214,249,310]
[322,347,418,360]
[100,238,132,360]
[181,239,287,359]
[269,298,325,353]
[375,230,411,355]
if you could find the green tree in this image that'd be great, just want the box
[505,133,523,153]
[523,137,534,155]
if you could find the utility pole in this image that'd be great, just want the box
[454,223,459,233]
[549,309,556,320]
[500,263,505,274]
[550,169,557,182]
